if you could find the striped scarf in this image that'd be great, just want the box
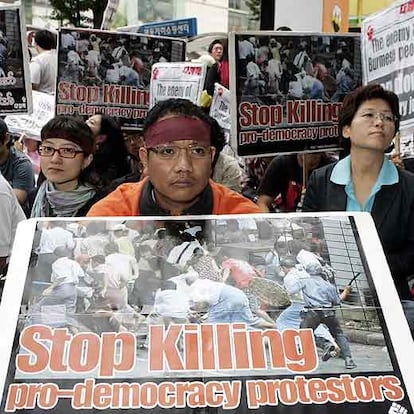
[31,181,96,217]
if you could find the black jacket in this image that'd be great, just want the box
[303,162,414,300]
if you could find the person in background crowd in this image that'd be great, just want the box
[87,98,261,217]
[30,30,57,95]
[257,153,336,212]
[14,134,41,176]
[211,150,243,193]
[0,172,25,280]
[30,116,102,217]
[123,131,145,180]
[205,39,229,95]
[241,156,273,202]
[86,114,140,191]
[35,221,75,282]
[0,119,35,207]
[303,84,414,336]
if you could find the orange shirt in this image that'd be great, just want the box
[87,178,261,217]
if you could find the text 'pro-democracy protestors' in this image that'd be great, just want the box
[88,99,261,216]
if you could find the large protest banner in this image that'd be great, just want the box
[0,3,32,115]
[229,32,361,157]
[56,28,186,129]
[0,213,413,413]
[361,2,414,157]
[149,62,206,107]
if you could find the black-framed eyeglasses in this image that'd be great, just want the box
[39,145,84,159]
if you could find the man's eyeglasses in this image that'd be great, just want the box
[148,144,212,160]
[39,145,84,158]
[359,111,397,124]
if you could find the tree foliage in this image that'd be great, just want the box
[246,0,261,22]
[49,0,107,28]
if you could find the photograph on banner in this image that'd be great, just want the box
[0,4,32,115]
[149,62,206,108]
[4,91,54,139]
[229,32,361,157]
[209,82,231,141]
[56,27,186,129]
[361,3,414,153]
[0,213,413,413]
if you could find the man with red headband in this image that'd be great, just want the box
[87,99,260,216]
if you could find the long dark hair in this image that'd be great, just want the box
[92,115,131,185]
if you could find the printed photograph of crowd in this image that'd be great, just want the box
[0,8,30,113]
[15,215,394,378]
[58,28,185,87]
[235,33,362,105]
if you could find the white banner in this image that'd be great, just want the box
[209,82,231,132]
[362,3,414,135]
[4,91,54,139]
[149,62,206,108]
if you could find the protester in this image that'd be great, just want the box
[14,134,41,176]
[32,246,83,328]
[30,116,101,217]
[0,120,35,206]
[204,39,229,95]
[0,173,25,279]
[303,84,414,334]
[30,30,57,95]
[87,98,261,216]
[290,260,356,369]
[86,114,140,190]
[257,153,336,212]
[211,151,243,193]
[123,130,145,180]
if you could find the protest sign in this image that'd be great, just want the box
[0,213,413,413]
[5,91,54,139]
[210,82,231,133]
[229,32,361,157]
[0,3,32,115]
[361,2,414,153]
[56,28,186,129]
[149,62,206,108]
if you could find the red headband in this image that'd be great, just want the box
[144,117,211,147]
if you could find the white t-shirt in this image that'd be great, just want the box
[105,253,138,282]
[51,257,84,285]
[0,174,25,257]
[38,226,75,254]
[189,278,224,306]
[30,49,57,95]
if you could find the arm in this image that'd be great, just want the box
[302,170,319,212]
[256,156,285,206]
[14,188,29,204]
[30,61,41,91]
[256,194,272,212]
[11,158,35,205]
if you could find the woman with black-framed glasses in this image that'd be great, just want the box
[30,116,103,217]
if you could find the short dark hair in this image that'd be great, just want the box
[0,118,8,143]
[41,115,94,155]
[338,84,400,155]
[339,84,400,135]
[208,39,223,53]
[34,30,56,50]
[143,98,226,154]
